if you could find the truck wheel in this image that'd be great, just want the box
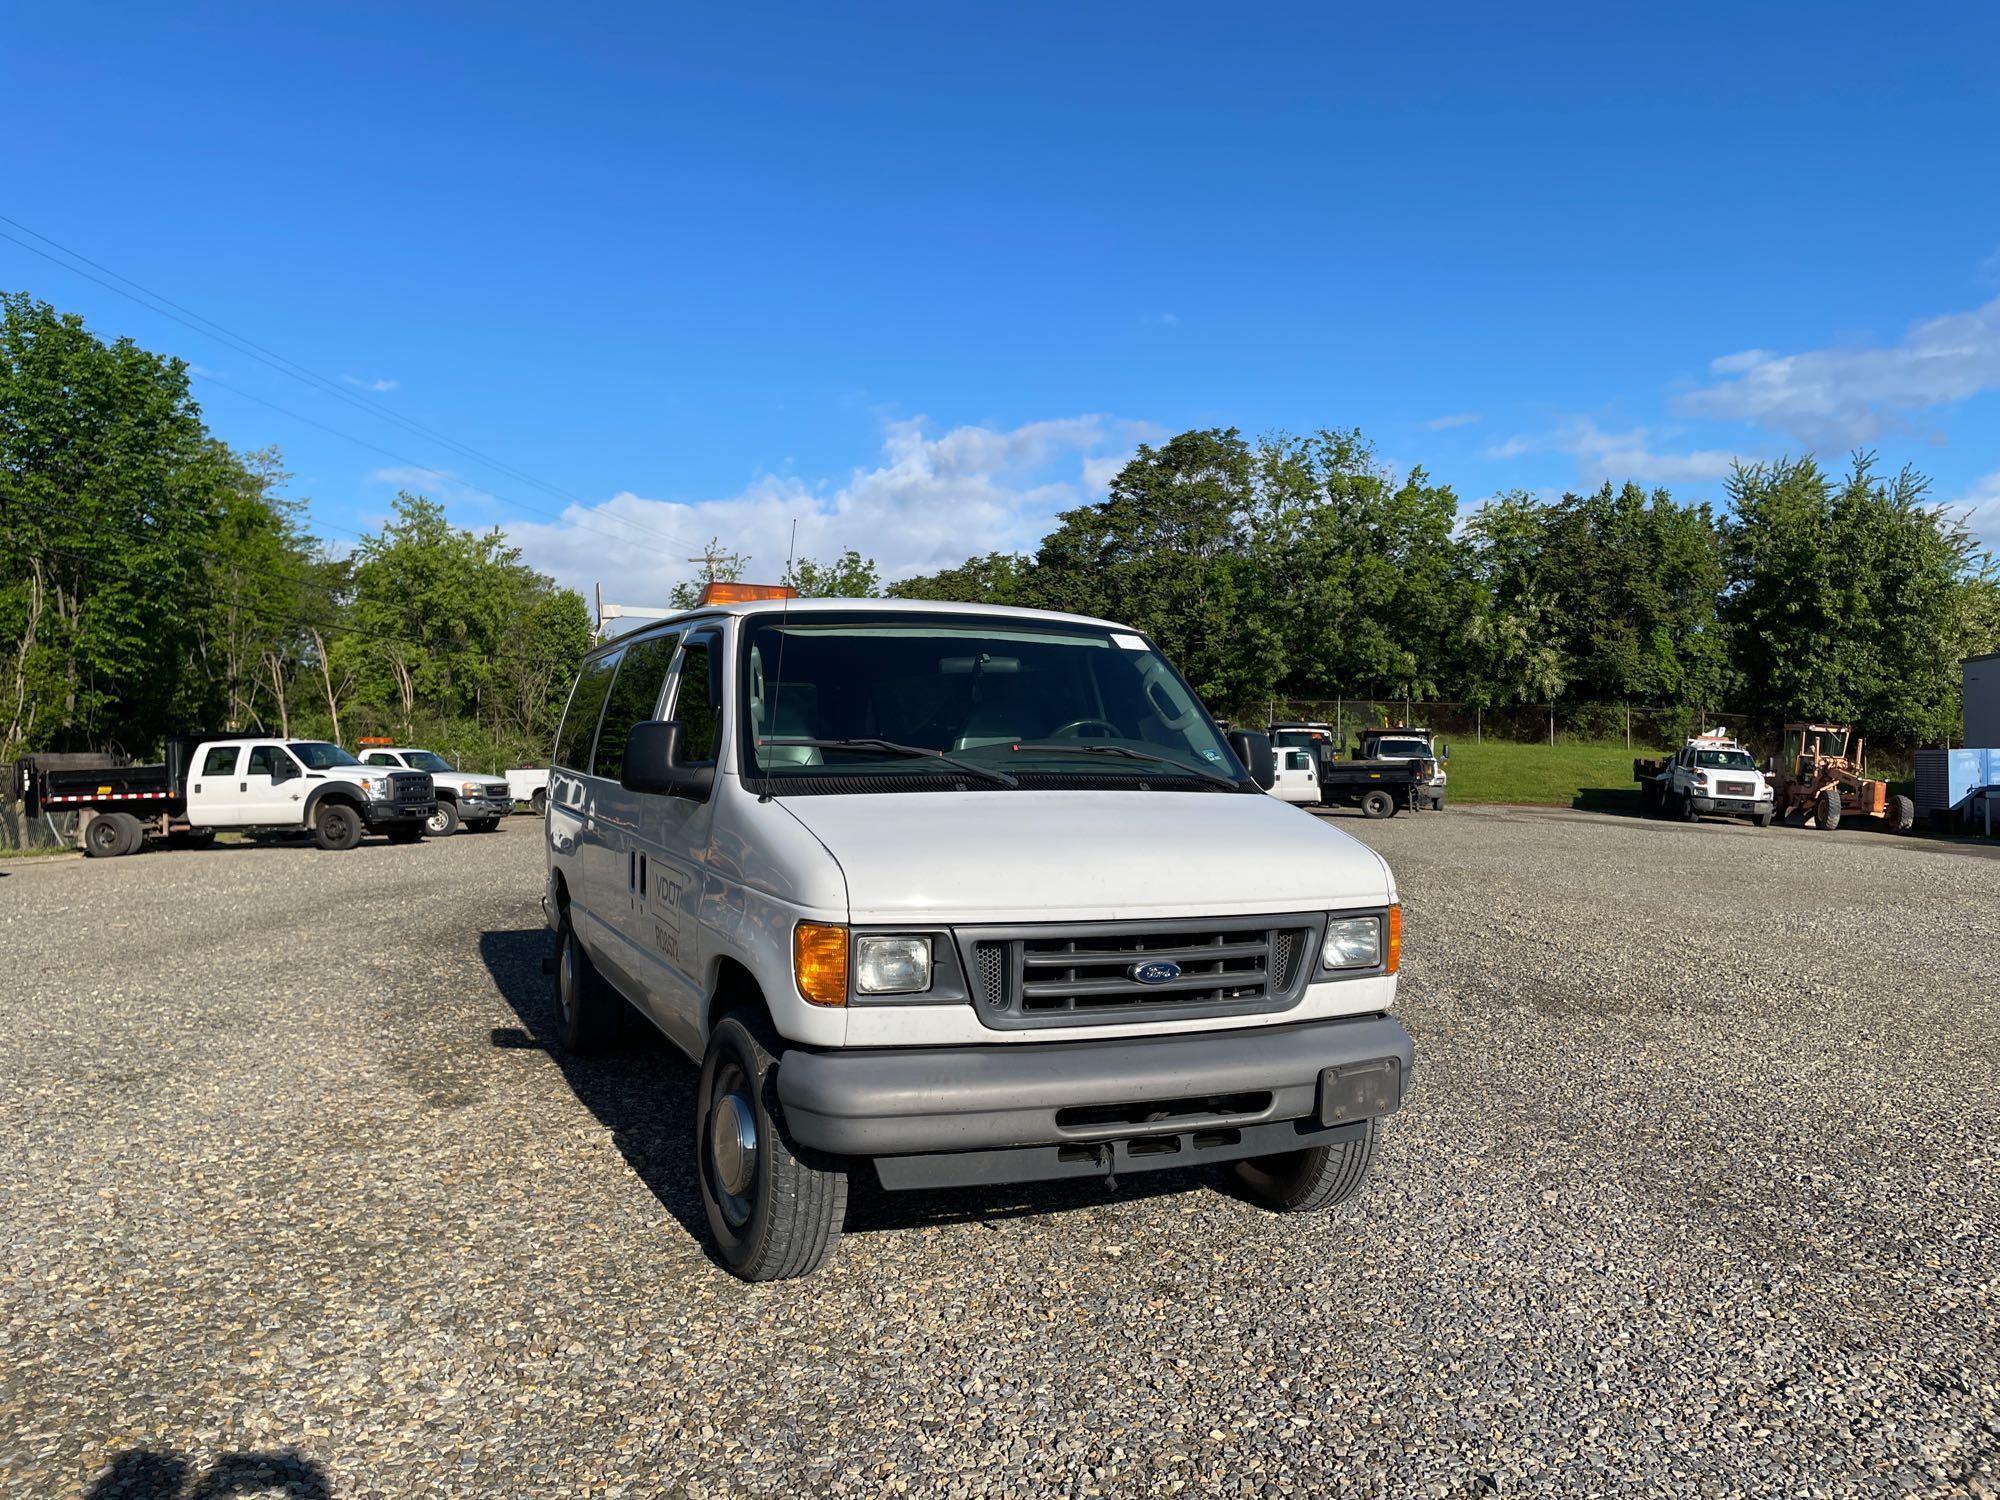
[469,818,500,833]
[312,801,363,851]
[426,800,461,837]
[1752,809,1773,829]
[553,918,622,1054]
[84,813,137,858]
[1677,791,1699,822]
[1888,794,1914,833]
[1230,1119,1378,1213]
[1814,787,1842,831]
[386,824,424,845]
[1360,789,1394,820]
[697,1013,848,1281]
[530,789,547,818]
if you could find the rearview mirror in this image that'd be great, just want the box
[622,720,714,800]
[270,761,296,783]
[1225,729,1275,791]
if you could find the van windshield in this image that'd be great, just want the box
[741,613,1243,789]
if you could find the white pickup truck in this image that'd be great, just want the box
[1636,730,1775,827]
[541,592,1413,1280]
[356,746,512,835]
[22,735,435,855]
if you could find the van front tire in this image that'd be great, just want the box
[1229,1119,1378,1213]
[697,1014,847,1282]
[553,919,621,1054]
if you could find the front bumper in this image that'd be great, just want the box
[456,794,512,819]
[363,799,435,827]
[775,1014,1413,1190]
[1691,794,1772,815]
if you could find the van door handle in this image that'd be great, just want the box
[240,782,248,792]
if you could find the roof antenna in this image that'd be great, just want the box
[761,519,799,801]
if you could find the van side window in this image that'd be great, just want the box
[592,632,680,781]
[553,652,621,771]
[672,637,722,763]
[202,746,239,777]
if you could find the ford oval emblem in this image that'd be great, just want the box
[1130,960,1182,985]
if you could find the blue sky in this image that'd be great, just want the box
[7,3,2000,602]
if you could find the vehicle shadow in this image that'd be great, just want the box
[85,1448,331,1498]
[477,928,711,1250]
[477,928,1213,1253]
[1571,787,1646,816]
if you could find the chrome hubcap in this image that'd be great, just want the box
[708,1078,759,1226]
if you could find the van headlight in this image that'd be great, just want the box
[1322,916,1383,970]
[854,935,933,995]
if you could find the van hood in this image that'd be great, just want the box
[775,788,1394,925]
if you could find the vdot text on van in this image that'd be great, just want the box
[543,592,1414,1280]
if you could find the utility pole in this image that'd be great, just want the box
[687,537,749,587]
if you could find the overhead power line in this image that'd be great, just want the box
[0,215,715,563]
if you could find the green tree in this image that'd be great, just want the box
[784,549,880,598]
[1251,429,1469,701]
[1727,454,1979,744]
[1029,428,1270,704]
[1464,481,1729,706]
[0,291,233,757]
[343,492,589,752]
[887,551,1032,605]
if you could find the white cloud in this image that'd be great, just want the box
[1676,296,2000,446]
[343,375,400,392]
[367,465,496,508]
[1488,420,1746,487]
[1425,412,1481,430]
[1948,470,2000,552]
[498,415,1161,606]
[1157,312,1179,326]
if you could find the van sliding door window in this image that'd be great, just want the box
[592,632,680,781]
[554,651,620,772]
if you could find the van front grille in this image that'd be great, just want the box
[960,915,1321,1030]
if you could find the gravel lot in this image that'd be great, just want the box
[2,808,1995,1499]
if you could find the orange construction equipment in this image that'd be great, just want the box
[1769,723,1914,832]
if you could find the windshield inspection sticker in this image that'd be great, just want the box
[1112,633,1147,650]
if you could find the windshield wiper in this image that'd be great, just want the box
[1007,741,1240,787]
[759,738,1019,788]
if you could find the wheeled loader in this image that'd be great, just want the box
[1769,723,1914,832]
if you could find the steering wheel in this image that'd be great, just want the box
[1045,718,1120,740]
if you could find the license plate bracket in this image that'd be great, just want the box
[1317,1058,1403,1126]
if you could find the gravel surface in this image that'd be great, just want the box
[2,808,1995,1498]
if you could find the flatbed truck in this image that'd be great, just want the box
[18,734,436,856]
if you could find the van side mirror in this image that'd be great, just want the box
[622,720,714,800]
[270,761,296,783]
[1225,729,1275,790]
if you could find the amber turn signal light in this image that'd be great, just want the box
[794,921,849,1006]
[1385,904,1402,974]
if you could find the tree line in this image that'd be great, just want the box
[1,291,590,771]
[7,289,1996,772]
[775,427,1993,746]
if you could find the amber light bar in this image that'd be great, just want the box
[700,581,800,604]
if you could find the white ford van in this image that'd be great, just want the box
[543,596,1413,1279]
